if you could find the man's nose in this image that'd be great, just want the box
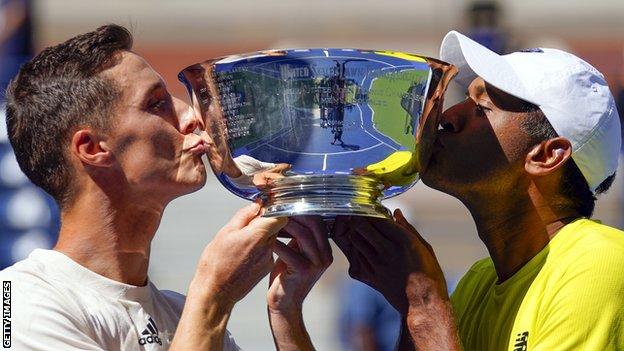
[174,97,205,134]
[439,100,469,133]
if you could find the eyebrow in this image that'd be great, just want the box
[139,80,167,103]
[143,80,167,97]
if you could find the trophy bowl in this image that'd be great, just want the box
[179,48,456,218]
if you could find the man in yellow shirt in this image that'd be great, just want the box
[452,218,624,350]
[333,31,624,350]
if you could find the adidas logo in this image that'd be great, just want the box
[138,317,162,346]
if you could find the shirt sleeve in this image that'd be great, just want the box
[450,258,494,322]
[530,248,624,350]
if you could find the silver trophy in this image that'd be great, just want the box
[179,49,456,218]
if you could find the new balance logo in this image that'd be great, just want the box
[138,317,162,346]
[513,331,528,351]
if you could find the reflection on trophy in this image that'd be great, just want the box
[179,49,457,218]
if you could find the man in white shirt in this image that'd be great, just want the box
[0,24,331,350]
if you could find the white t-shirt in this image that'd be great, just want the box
[0,249,240,350]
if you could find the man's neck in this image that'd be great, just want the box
[464,188,579,283]
[54,190,165,287]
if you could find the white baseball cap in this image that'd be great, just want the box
[440,30,621,192]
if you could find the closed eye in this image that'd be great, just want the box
[476,103,491,115]
[465,91,491,115]
[147,94,172,114]
[142,80,172,114]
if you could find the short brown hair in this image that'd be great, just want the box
[520,107,615,217]
[6,24,133,209]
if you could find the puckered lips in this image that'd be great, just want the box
[183,138,207,156]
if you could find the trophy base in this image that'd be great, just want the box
[260,174,391,219]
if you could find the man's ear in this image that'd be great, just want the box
[525,137,572,176]
[71,129,113,167]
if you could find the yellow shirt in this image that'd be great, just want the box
[451,219,624,351]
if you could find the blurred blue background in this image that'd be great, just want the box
[1,0,623,349]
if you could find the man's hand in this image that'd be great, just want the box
[170,202,287,351]
[194,201,288,305]
[268,216,333,311]
[332,209,446,313]
[332,210,461,350]
[267,216,333,351]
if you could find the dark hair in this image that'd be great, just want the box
[5,24,133,209]
[520,108,615,217]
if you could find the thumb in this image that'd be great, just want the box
[248,216,289,240]
[222,201,262,232]
[394,209,433,253]
[394,208,413,230]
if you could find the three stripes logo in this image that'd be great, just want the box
[138,317,162,346]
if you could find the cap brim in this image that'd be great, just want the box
[440,31,532,104]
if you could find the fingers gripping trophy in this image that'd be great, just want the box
[179,49,457,219]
